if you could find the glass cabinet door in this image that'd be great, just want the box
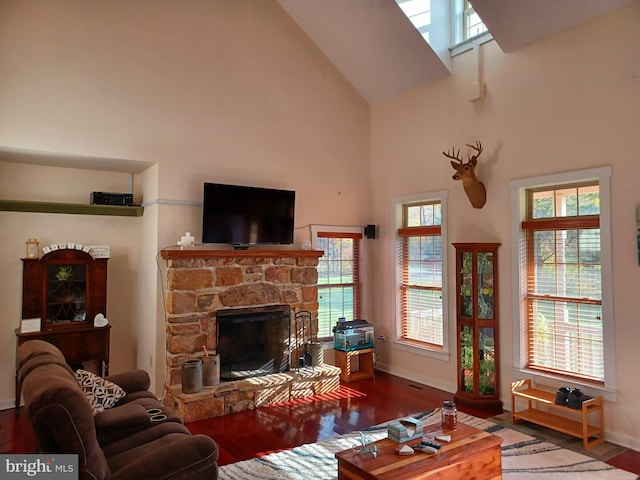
[459,324,474,393]
[45,263,88,324]
[478,326,496,396]
[477,251,495,320]
[460,252,473,318]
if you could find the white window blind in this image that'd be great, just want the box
[523,183,603,382]
[316,231,362,339]
[399,201,443,347]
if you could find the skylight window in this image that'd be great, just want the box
[463,1,487,40]
[396,0,432,43]
[397,0,489,51]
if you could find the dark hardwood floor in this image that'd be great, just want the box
[2,371,640,476]
[187,371,464,465]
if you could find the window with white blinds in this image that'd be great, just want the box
[315,230,362,339]
[523,182,604,382]
[398,201,444,348]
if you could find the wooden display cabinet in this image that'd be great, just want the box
[453,243,502,410]
[16,248,110,407]
[21,248,107,327]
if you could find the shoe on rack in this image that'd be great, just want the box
[555,386,571,406]
[567,388,592,409]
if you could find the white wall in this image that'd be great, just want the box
[0,0,371,406]
[1,0,638,451]
[0,163,140,405]
[370,2,640,449]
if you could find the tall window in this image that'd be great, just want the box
[313,228,362,339]
[399,201,444,348]
[523,182,603,381]
[511,167,615,397]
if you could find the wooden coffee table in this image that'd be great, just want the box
[335,422,502,480]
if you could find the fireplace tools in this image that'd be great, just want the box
[294,311,313,368]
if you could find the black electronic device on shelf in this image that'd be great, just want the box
[90,191,134,206]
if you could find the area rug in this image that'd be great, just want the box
[218,409,638,480]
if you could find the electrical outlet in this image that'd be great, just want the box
[378,334,386,341]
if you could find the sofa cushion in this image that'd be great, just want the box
[106,431,219,480]
[105,370,151,394]
[76,369,126,414]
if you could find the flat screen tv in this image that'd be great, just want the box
[202,182,295,248]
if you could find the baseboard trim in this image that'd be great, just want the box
[374,362,456,395]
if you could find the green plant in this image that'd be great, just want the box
[460,327,474,392]
[56,266,72,281]
[478,330,496,395]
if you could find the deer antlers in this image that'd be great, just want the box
[443,140,486,209]
[443,141,483,166]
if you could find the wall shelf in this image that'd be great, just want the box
[0,199,143,217]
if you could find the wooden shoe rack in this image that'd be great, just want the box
[511,379,605,449]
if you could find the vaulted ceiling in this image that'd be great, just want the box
[277,0,636,104]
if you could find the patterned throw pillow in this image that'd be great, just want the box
[75,369,126,414]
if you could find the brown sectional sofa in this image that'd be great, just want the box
[17,339,219,480]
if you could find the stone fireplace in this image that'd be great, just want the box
[160,248,341,422]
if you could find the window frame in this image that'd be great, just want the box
[392,190,450,362]
[451,0,493,55]
[399,204,443,349]
[311,225,366,341]
[510,166,616,400]
[462,0,487,41]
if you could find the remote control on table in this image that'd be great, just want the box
[412,441,441,454]
[415,440,441,449]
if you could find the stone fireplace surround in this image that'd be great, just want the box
[160,248,341,422]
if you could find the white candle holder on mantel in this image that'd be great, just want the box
[177,232,195,250]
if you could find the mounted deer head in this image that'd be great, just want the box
[443,140,487,209]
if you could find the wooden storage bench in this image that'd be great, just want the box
[511,379,604,449]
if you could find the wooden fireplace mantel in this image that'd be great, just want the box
[160,248,323,260]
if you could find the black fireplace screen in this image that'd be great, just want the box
[216,305,291,381]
